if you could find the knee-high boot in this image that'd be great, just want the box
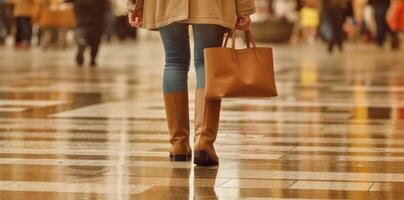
[194,89,221,166]
[164,91,192,161]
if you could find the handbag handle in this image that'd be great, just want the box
[223,30,257,49]
[223,30,261,62]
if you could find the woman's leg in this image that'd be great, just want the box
[160,23,191,93]
[192,24,226,166]
[193,25,226,89]
[159,23,192,161]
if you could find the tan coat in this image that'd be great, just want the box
[13,0,35,17]
[127,0,256,30]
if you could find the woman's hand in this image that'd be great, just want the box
[236,15,251,31]
[128,9,143,28]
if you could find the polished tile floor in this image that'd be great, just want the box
[0,39,403,200]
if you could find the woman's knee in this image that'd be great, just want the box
[192,24,225,69]
[160,23,191,72]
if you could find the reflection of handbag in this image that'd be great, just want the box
[204,30,278,99]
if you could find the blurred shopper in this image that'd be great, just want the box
[13,0,34,49]
[273,0,298,22]
[296,0,304,11]
[389,0,404,32]
[1,0,15,37]
[33,0,57,47]
[66,0,108,67]
[128,0,255,167]
[388,0,404,49]
[322,0,349,53]
[352,0,368,41]
[299,0,320,45]
[104,0,114,41]
[113,0,136,40]
[0,0,6,45]
[368,0,399,49]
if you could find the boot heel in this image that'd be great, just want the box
[170,153,192,162]
[194,151,218,166]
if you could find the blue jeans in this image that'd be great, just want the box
[159,23,226,93]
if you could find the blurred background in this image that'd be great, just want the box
[0,0,402,53]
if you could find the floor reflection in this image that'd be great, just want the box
[193,167,218,200]
[0,42,403,199]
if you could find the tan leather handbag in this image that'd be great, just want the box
[204,30,278,99]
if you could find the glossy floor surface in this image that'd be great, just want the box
[0,40,403,200]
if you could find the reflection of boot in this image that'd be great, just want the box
[164,91,192,161]
[194,167,218,200]
[171,168,191,199]
[194,89,221,167]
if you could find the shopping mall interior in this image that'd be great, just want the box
[0,0,404,199]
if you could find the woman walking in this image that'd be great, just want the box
[127,0,255,166]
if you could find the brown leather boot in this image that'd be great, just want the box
[194,89,221,166]
[164,91,192,161]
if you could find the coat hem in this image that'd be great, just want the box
[184,18,235,29]
[143,17,235,30]
[143,15,189,30]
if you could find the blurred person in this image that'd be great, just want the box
[273,0,298,43]
[273,0,298,22]
[352,0,368,41]
[322,0,349,53]
[288,0,304,44]
[388,0,404,49]
[113,0,136,40]
[296,0,304,11]
[104,0,113,41]
[65,0,109,67]
[127,0,255,166]
[299,0,320,45]
[0,0,6,45]
[368,0,399,49]
[389,0,404,32]
[33,0,58,47]
[13,0,34,49]
[1,0,15,36]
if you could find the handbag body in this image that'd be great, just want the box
[204,30,278,99]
